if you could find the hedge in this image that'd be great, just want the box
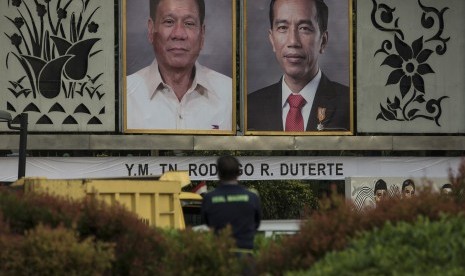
[305,214,465,275]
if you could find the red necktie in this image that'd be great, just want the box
[285,94,306,131]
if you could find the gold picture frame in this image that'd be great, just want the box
[244,0,353,136]
[122,0,237,135]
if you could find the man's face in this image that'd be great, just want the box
[403,185,415,198]
[375,189,387,203]
[148,0,205,72]
[269,0,328,84]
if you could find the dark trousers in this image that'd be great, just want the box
[232,249,255,276]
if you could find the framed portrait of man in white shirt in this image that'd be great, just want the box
[123,0,236,134]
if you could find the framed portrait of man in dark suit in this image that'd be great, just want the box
[123,0,237,134]
[244,0,353,135]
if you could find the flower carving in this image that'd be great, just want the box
[10,33,22,47]
[36,4,47,17]
[57,8,67,19]
[382,35,434,98]
[12,0,22,7]
[5,0,106,128]
[88,21,99,33]
[372,0,450,127]
[13,17,24,29]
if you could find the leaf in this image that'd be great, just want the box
[18,89,32,98]
[78,7,101,40]
[382,54,403,68]
[379,104,397,120]
[8,88,17,96]
[386,69,404,85]
[38,55,73,98]
[388,96,400,110]
[6,52,10,68]
[411,36,423,58]
[414,94,425,103]
[394,35,412,61]
[393,96,401,108]
[50,35,72,55]
[64,38,100,80]
[96,91,105,100]
[417,64,434,75]
[44,30,51,61]
[407,108,419,119]
[71,13,77,42]
[416,49,433,63]
[376,112,387,121]
[412,74,425,93]
[89,50,102,58]
[399,75,411,98]
[75,82,86,97]
[87,72,103,84]
[11,52,38,98]
[22,55,47,79]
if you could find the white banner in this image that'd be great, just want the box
[0,156,462,182]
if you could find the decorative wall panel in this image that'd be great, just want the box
[0,0,115,131]
[357,0,465,133]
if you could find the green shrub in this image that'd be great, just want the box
[253,232,278,254]
[161,227,242,275]
[245,180,318,219]
[75,198,169,276]
[0,189,169,275]
[255,161,465,274]
[305,215,465,276]
[200,180,318,220]
[0,229,23,275]
[450,158,465,204]
[1,159,463,275]
[0,188,81,233]
[0,224,114,276]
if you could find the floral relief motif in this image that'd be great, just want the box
[372,0,450,126]
[4,0,105,126]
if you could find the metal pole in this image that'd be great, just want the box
[17,113,28,179]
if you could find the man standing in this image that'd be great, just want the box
[126,0,232,131]
[247,0,349,132]
[201,156,261,251]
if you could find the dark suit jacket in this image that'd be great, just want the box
[247,73,350,131]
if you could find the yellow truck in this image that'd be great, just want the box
[12,171,203,229]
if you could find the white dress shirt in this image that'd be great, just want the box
[281,70,322,130]
[126,59,232,130]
